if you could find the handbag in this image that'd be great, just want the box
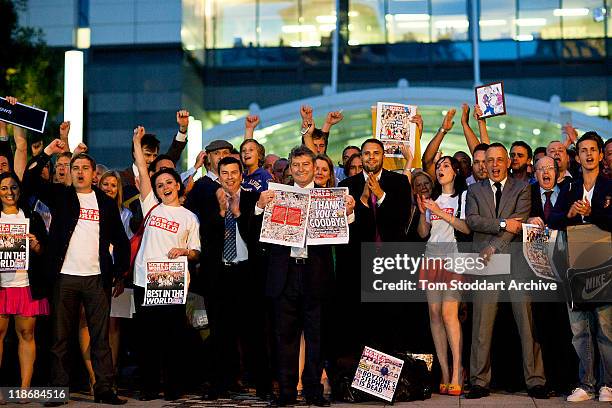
[125,203,159,278]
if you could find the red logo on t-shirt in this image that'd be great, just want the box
[79,208,100,221]
[149,216,179,233]
[430,208,453,221]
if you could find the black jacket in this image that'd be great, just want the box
[23,152,130,289]
[339,169,412,243]
[0,209,48,299]
[529,183,571,230]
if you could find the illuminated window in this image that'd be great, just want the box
[560,0,605,39]
[480,0,514,40]
[431,0,468,42]
[206,0,256,48]
[348,0,385,45]
[517,0,561,40]
[386,0,430,44]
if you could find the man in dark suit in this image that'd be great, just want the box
[199,156,271,401]
[183,139,233,220]
[337,138,413,355]
[23,140,129,405]
[465,143,547,399]
[527,155,577,395]
[256,145,355,406]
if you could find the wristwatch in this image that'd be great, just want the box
[499,219,507,231]
[438,127,448,134]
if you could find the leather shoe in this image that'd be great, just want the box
[527,385,549,399]
[305,396,331,407]
[465,385,490,399]
[138,392,160,401]
[94,390,127,405]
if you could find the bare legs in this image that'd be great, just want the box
[0,315,38,388]
[428,300,462,385]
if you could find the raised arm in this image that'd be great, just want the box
[473,105,490,145]
[460,103,480,154]
[58,121,71,152]
[166,110,189,163]
[299,105,317,153]
[133,126,152,199]
[13,124,27,180]
[321,110,344,133]
[22,139,67,209]
[562,122,578,149]
[422,109,455,179]
[244,115,260,140]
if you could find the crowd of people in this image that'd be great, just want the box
[0,94,610,406]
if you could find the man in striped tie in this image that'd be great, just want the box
[200,156,271,401]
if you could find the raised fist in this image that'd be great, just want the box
[245,115,260,130]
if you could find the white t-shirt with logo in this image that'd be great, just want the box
[0,210,29,287]
[133,192,201,288]
[60,192,101,276]
[425,191,467,255]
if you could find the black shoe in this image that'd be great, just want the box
[138,392,160,401]
[201,390,229,401]
[272,396,297,407]
[43,403,67,407]
[94,390,127,405]
[305,396,331,407]
[527,385,549,399]
[465,385,490,399]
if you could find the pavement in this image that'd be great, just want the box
[3,392,610,408]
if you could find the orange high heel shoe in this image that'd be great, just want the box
[448,369,466,396]
[439,384,449,395]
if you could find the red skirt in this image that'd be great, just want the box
[0,286,49,317]
[419,260,465,285]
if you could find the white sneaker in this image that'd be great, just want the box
[599,386,612,402]
[567,387,594,402]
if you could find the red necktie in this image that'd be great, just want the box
[543,191,553,222]
[369,192,382,242]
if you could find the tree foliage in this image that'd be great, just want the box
[0,0,63,141]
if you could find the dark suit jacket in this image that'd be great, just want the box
[184,175,221,221]
[23,153,130,289]
[339,169,412,243]
[549,175,612,232]
[529,183,570,230]
[197,189,261,294]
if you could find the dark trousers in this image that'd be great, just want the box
[207,261,271,394]
[134,286,185,395]
[274,263,324,401]
[50,274,114,394]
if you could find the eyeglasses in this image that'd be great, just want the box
[535,166,555,172]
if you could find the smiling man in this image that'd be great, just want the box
[22,139,129,405]
[509,140,533,182]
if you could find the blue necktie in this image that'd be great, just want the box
[223,212,237,262]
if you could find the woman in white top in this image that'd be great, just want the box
[0,172,48,392]
[132,126,200,401]
[78,170,134,392]
[417,156,470,397]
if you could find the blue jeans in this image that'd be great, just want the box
[567,305,612,392]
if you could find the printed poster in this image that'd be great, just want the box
[307,187,349,245]
[375,102,417,158]
[143,257,188,306]
[260,182,310,247]
[475,81,506,119]
[352,346,404,402]
[522,224,559,281]
[0,219,29,271]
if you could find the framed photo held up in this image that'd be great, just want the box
[475,81,506,119]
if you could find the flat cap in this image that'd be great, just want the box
[205,139,233,152]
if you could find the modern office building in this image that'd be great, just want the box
[18,0,611,168]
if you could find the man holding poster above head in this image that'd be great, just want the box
[256,145,355,407]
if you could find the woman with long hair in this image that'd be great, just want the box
[416,156,470,396]
[79,170,133,392]
[343,153,363,178]
[0,172,48,394]
[314,154,336,187]
[132,126,200,401]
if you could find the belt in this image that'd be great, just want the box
[222,260,247,267]
[291,257,308,265]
